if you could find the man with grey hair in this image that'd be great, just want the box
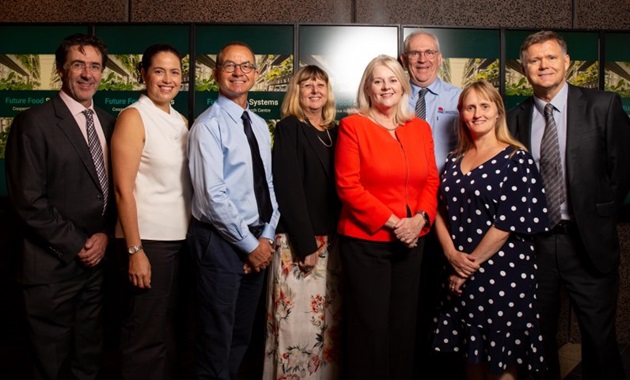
[401,30,463,377]
[508,30,630,379]
[400,30,461,173]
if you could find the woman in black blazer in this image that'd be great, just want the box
[263,65,341,379]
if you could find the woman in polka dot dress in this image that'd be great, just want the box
[432,80,549,379]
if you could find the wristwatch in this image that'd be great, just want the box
[417,210,430,226]
[128,245,144,255]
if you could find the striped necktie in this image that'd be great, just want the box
[415,88,428,120]
[83,109,108,215]
[540,103,566,227]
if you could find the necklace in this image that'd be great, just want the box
[317,128,333,148]
[303,112,333,148]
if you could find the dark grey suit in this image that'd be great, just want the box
[507,84,630,379]
[5,94,115,379]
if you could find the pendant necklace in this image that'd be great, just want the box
[304,113,333,148]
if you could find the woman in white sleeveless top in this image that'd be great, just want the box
[111,44,191,380]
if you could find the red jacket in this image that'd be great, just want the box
[335,114,439,242]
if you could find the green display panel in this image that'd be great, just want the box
[604,32,630,117]
[0,24,88,196]
[504,30,599,109]
[298,25,399,119]
[194,24,294,134]
[93,25,191,117]
[403,27,500,90]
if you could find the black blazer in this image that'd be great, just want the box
[272,115,340,258]
[6,94,116,284]
[507,84,630,273]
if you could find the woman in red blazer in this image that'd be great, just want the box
[335,55,439,379]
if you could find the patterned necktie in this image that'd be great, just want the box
[241,111,272,224]
[415,88,428,120]
[83,109,108,215]
[540,103,566,227]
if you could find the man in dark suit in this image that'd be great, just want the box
[5,34,115,380]
[507,30,630,379]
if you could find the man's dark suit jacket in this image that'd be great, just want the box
[272,115,340,259]
[507,84,630,274]
[6,94,116,284]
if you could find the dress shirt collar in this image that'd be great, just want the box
[411,77,443,98]
[216,93,252,124]
[533,81,568,115]
[59,89,95,116]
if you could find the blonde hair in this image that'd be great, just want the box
[453,80,526,158]
[352,55,414,126]
[281,65,336,128]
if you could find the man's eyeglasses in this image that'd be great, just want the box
[217,61,257,74]
[66,61,102,73]
[405,50,439,60]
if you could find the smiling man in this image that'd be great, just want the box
[5,34,115,380]
[507,30,630,380]
[187,42,280,379]
[401,30,464,377]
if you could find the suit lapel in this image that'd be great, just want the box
[515,98,535,150]
[52,96,102,190]
[565,84,587,182]
[300,121,332,178]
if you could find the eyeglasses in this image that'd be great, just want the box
[217,61,257,74]
[405,50,439,60]
[66,61,102,73]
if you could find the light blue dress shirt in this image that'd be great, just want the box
[187,94,280,254]
[531,82,570,220]
[408,77,462,174]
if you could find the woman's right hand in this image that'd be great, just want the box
[129,251,151,289]
[445,248,479,279]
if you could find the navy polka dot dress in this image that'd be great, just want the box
[432,147,550,374]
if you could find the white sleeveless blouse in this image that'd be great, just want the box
[115,94,192,240]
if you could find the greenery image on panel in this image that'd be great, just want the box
[0,54,61,90]
[0,55,41,90]
[442,58,500,89]
[99,54,191,92]
[0,117,11,158]
[605,62,630,98]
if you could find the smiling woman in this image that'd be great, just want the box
[110,44,192,380]
[334,55,439,379]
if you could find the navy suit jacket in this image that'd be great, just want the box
[507,84,630,273]
[6,94,116,284]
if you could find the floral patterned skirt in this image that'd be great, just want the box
[262,234,342,380]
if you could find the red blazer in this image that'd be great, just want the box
[335,114,439,242]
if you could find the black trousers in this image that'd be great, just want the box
[535,227,625,380]
[23,266,103,380]
[340,235,424,380]
[117,239,185,380]
[187,218,265,380]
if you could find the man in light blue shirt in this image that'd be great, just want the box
[401,30,462,174]
[401,30,464,378]
[187,41,280,379]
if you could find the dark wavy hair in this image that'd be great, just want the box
[55,34,108,71]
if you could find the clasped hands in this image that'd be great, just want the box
[243,237,274,274]
[393,215,424,248]
[445,249,480,296]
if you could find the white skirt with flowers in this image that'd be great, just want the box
[262,233,342,380]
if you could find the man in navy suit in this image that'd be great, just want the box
[5,34,115,380]
[507,30,630,379]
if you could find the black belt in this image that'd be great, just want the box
[549,220,576,234]
[248,225,264,238]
